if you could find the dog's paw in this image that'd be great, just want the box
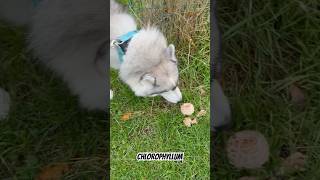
[77,84,107,110]
[110,90,113,100]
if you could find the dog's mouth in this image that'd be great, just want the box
[147,87,182,103]
[159,87,182,103]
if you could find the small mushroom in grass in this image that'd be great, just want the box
[289,84,306,109]
[183,117,192,127]
[196,110,206,117]
[226,130,269,169]
[281,152,306,172]
[180,103,194,116]
[190,118,198,124]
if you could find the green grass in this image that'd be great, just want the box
[1,0,318,179]
[214,0,320,179]
[110,0,210,178]
[0,23,107,178]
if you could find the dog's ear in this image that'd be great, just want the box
[140,73,156,85]
[165,44,177,63]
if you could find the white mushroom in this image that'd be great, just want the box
[226,130,269,169]
[180,103,194,116]
[183,117,192,127]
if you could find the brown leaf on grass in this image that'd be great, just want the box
[36,163,70,180]
[199,86,206,96]
[121,112,133,121]
[289,84,306,108]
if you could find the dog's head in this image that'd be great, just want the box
[120,39,182,103]
[134,44,181,103]
[120,29,182,103]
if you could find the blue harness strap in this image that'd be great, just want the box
[117,31,138,43]
[112,30,138,63]
[116,46,125,63]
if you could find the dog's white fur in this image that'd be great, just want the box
[1,0,108,110]
[1,0,231,130]
[110,0,182,103]
[0,0,182,110]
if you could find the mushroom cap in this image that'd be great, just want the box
[180,103,195,116]
[226,130,269,169]
[196,110,207,117]
[183,117,192,127]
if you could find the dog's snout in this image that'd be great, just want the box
[160,86,182,103]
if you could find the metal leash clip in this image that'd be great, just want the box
[110,39,124,48]
[110,40,118,48]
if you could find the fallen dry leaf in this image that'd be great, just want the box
[180,103,194,116]
[36,163,70,180]
[200,87,206,96]
[121,112,133,121]
[196,110,206,117]
[190,118,198,124]
[183,117,192,127]
[289,84,306,108]
[282,152,306,172]
[226,130,269,169]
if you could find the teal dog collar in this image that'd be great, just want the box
[111,30,138,63]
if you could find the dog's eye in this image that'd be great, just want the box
[169,59,177,64]
[153,77,160,87]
